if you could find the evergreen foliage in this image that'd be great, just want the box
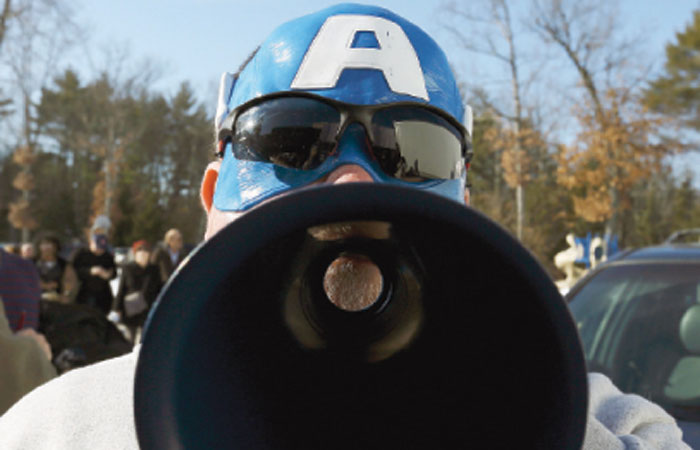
[645,11,700,130]
[16,70,213,246]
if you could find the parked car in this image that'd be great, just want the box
[567,230,700,447]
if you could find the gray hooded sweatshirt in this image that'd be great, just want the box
[0,348,691,449]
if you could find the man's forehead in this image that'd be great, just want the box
[223,4,463,123]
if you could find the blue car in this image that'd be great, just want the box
[567,229,700,447]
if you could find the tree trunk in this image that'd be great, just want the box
[0,0,12,53]
[502,0,525,240]
[20,92,34,242]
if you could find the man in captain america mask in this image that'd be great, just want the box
[200,3,472,240]
[0,4,691,449]
[198,3,474,312]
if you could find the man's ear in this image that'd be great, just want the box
[200,160,221,213]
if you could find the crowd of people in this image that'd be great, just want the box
[0,225,187,415]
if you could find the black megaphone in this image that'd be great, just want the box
[134,183,588,449]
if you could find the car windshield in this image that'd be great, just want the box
[569,262,700,421]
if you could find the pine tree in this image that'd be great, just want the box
[670,172,698,232]
[645,10,700,130]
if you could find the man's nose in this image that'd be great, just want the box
[324,123,375,185]
[325,164,374,184]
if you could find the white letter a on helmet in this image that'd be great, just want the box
[291,15,429,101]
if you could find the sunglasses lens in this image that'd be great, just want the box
[371,107,464,181]
[230,97,464,181]
[233,98,340,170]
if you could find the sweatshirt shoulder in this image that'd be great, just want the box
[585,372,691,450]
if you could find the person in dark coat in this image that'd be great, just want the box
[150,228,186,284]
[112,240,161,341]
[71,231,116,315]
[34,235,70,302]
[0,247,42,331]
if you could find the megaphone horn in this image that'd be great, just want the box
[134,183,587,449]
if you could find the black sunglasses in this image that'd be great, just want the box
[217,93,472,182]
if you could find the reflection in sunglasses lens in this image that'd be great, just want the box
[234,98,340,170]
[231,97,464,180]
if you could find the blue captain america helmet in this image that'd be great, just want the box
[213,3,471,212]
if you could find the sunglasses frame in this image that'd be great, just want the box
[216,92,473,167]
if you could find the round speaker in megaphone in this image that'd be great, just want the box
[134,183,587,449]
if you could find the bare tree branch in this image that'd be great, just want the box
[0,0,12,53]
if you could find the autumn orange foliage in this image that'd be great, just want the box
[556,89,681,224]
[8,199,38,231]
[482,124,546,189]
[11,146,36,166]
[11,170,35,191]
[8,145,38,233]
